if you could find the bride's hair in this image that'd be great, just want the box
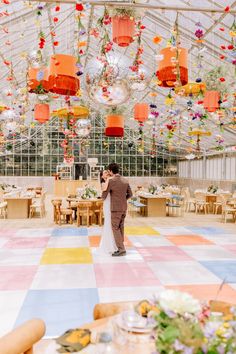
[100,170,105,184]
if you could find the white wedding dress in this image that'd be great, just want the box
[98,193,117,254]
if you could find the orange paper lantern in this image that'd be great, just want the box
[34,104,50,124]
[156,47,188,87]
[28,67,49,93]
[49,54,80,96]
[105,114,124,137]
[203,91,220,112]
[134,103,149,123]
[112,16,135,47]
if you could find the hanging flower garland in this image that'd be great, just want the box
[75,2,87,76]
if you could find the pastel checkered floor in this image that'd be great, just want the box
[0,224,236,337]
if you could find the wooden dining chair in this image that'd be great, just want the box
[77,201,94,227]
[194,192,209,214]
[51,199,73,225]
[93,200,103,226]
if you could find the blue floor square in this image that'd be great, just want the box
[14,288,99,336]
[186,227,226,235]
[52,227,88,237]
[200,261,236,283]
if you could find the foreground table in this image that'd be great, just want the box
[4,197,32,219]
[35,316,155,353]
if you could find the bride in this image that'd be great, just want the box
[98,170,118,254]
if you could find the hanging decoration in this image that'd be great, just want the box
[111,7,135,47]
[175,82,206,97]
[203,91,220,112]
[27,67,49,93]
[156,15,188,87]
[85,8,130,106]
[105,113,124,137]
[134,103,149,124]
[34,103,50,124]
[128,20,150,91]
[49,54,80,96]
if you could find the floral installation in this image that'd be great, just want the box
[195,22,205,43]
[219,18,236,67]
[75,2,86,76]
[215,135,225,151]
[135,289,236,354]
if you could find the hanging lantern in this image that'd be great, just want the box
[28,67,49,93]
[175,82,206,96]
[105,114,124,137]
[51,106,89,119]
[49,54,80,96]
[134,103,149,123]
[112,16,135,47]
[34,104,50,124]
[156,47,188,87]
[203,91,220,112]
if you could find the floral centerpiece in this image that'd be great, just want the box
[81,186,97,200]
[135,290,236,354]
[207,185,219,194]
[148,184,157,195]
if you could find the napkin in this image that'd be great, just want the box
[56,328,91,353]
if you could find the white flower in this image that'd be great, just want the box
[158,290,201,315]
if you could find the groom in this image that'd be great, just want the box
[102,163,132,256]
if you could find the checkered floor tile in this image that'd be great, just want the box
[0,224,235,337]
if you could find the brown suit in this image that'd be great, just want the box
[102,175,132,252]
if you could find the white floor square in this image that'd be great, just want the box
[0,249,43,266]
[98,286,165,302]
[92,248,143,263]
[31,264,97,289]
[148,261,221,285]
[180,245,236,261]
[0,291,27,336]
[15,228,53,238]
[129,236,173,247]
[47,236,89,248]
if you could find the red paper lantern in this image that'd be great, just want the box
[105,114,124,137]
[112,16,135,47]
[203,91,220,112]
[156,47,188,87]
[28,67,49,93]
[34,104,50,124]
[134,103,149,123]
[49,54,80,96]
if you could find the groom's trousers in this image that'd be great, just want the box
[111,211,126,252]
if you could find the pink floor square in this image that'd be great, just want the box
[137,247,193,262]
[95,263,161,287]
[0,229,17,237]
[3,237,49,249]
[223,245,236,255]
[0,266,37,290]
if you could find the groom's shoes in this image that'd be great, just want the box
[112,250,126,257]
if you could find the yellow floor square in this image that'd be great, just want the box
[40,248,92,264]
[125,226,160,236]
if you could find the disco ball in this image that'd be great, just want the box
[2,120,20,136]
[88,78,130,106]
[0,109,19,121]
[75,119,91,137]
[85,56,131,106]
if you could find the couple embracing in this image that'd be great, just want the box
[99,163,133,257]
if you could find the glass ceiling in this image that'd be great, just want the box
[0,0,235,157]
